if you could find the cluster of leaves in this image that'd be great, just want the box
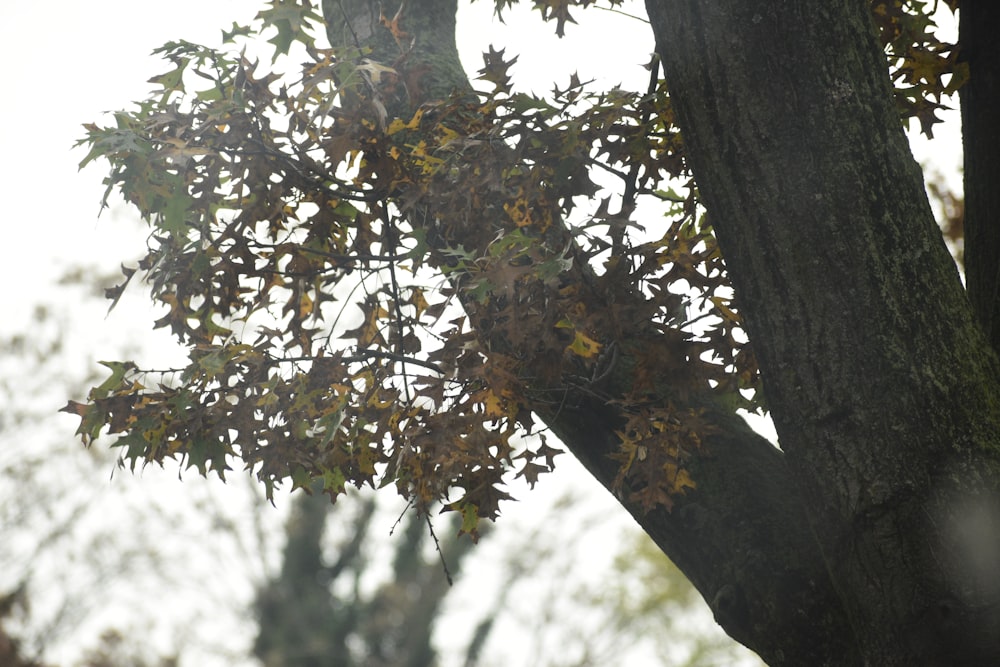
[871,0,965,136]
[491,0,625,37]
[63,1,733,527]
[66,0,957,528]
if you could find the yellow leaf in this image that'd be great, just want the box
[386,108,424,135]
[436,125,460,147]
[710,295,741,324]
[483,390,505,418]
[567,330,601,358]
[472,389,506,418]
[409,287,429,318]
[298,291,314,319]
[664,462,696,494]
[503,198,532,227]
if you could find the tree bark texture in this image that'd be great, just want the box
[960,0,1000,355]
[648,0,1000,663]
[321,0,1000,664]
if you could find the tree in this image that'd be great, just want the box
[253,490,479,667]
[65,0,1000,664]
[1,280,266,666]
[1,588,50,667]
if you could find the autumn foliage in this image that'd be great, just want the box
[65,0,964,536]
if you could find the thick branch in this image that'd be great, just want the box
[321,1,856,662]
[648,0,1000,662]
[540,396,857,665]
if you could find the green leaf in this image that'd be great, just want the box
[256,1,322,60]
[195,348,229,379]
[447,500,481,539]
[290,465,313,490]
[314,409,345,448]
[221,21,253,43]
[103,264,138,314]
[320,465,347,496]
[60,400,106,443]
[91,361,136,399]
[148,57,189,95]
[159,182,193,234]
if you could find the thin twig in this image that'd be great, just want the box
[425,513,454,586]
[382,205,414,403]
[612,53,661,257]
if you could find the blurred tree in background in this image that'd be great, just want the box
[2,277,753,665]
[253,491,475,667]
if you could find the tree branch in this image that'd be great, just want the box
[320,1,857,662]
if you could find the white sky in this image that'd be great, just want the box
[0,1,961,665]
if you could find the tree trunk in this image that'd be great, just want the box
[648,0,1000,664]
[960,0,1000,355]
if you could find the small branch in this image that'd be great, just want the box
[425,513,454,586]
[274,349,445,375]
[591,4,650,24]
[382,205,415,403]
[335,0,364,51]
[612,53,661,257]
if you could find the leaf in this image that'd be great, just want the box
[408,287,430,318]
[532,0,581,37]
[451,501,481,540]
[60,400,106,443]
[556,319,601,358]
[159,183,193,234]
[709,295,741,324]
[471,388,506,418]
[663,461,696,496]
[194,347,229,379]
[290,465,313,490]
[103,264,138,314]
[514,461,549,489]
[477,45,517,91]
[313,409,345,448]
[148,57,189,95]
[320,465,347,498]
[569,330,600,358]
[256,0,322,60]
[221,22,253,43]
[379,6,411,45]
[90,361,136,399]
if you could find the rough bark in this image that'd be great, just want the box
[648,0,1000,664]
[960,0,1000,355]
